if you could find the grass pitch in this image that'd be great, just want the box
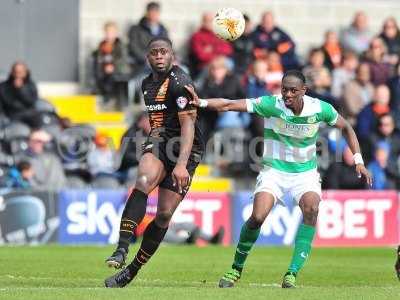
[0,245,399,300]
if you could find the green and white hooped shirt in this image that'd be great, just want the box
[246,95,338,173]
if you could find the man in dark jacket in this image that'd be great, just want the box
[198,56,245,142]
[322,144,367,190]
[363,114,400,184]
[356,84,391,141]
[232,14,254,75]
[252,11,300,71]
[127,2,169,75]
[0,61,40,128]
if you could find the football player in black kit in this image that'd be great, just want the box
[105,37,204,288]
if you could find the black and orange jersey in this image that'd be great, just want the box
[141,65,204,155]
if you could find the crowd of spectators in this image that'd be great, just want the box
[2,2,400,190]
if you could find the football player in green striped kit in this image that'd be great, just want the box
[185,70,372,288]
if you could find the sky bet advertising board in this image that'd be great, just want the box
[58,190,128,244]
[233,191,398,246]
[58,190,231,245]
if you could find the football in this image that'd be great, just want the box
[212,8,245,41]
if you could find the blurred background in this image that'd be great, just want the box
[0,0,399,248]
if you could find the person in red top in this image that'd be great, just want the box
[189,12,233,78]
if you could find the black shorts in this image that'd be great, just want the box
[142,141,203,196]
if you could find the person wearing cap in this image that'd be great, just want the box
[18,129,66,190]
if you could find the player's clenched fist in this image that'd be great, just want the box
[172,164,190,194]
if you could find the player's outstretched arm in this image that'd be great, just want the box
[334,114,372,187]
[185,85,248,112]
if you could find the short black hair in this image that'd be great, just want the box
[146,1,160,11]
[282,70,306,85]
[378,112,394,123]
[243,13,250,22]
[17,160,31,172]
[147,36,173,50]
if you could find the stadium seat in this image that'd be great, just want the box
[91,175,121,189]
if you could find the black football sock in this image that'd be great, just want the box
[127,220,168,275]
[117,189,148,251]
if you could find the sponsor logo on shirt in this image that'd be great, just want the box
[274,119,319,138]
[146,104,167,111]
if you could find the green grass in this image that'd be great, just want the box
[0,245,399,299]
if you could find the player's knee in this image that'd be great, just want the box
[155,211,173,228]
[302,204,319,223]
[304,203,319,216]
[135,175,155,193]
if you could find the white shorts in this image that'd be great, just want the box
[254,167,322,205]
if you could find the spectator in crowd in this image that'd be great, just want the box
[342,62,374,125]
[0,62,41,128]
[303,48,332,95]
[388,62,400,115]
[245,59,271,98]
[189,12,233,78]
[198,56,245,142]
[321,30,342,71]
[1,160,34,189]
[244,59,271,158]
[363,37,393,86]
[340,11,373,55]
[364,113,400,164]
[19,130,66,190]
[379,17,400,66]
[93,21,131,108]
[331,50,359,99]
[87,132,119,186]
[118,112,150,182]
[356,84,391,141]
[323,143,367,190]
[232,14,254,76]
[252,11,299,70]
[367,141,397,190]
[127,2,168,76]
[265,51,284,94]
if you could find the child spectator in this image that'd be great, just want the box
[88,132,116,177]
[2,160,34,189]
[367,141,397,190]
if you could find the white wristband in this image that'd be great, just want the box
[199,99,208,108]
[353,153,364,165]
